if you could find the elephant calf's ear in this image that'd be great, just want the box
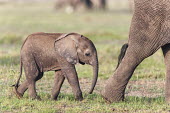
[54,35,79,65]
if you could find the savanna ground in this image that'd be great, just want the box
[0,1,170,113]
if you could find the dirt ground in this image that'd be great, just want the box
[41,78,165,98]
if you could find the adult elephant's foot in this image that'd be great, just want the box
[13,87,23,99]
[101,75,126,103]
[101,89,124,103]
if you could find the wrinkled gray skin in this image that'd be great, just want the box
[102,0,170,103]
[14,32,98,101]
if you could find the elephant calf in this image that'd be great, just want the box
[13,32,98,101]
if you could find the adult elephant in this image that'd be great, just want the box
[102,0,170,103]
[13,32,98,101]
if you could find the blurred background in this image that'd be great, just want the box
[0,0,134,38]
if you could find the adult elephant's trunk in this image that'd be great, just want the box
[89,54,98,94]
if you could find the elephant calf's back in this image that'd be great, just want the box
[21,34,61,72]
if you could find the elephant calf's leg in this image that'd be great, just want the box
[28,80,38,99]
[67,77,83,101]
[16,81,29,98]
[24,65,42,100]
[62,68,83,101]
[27,72,43,100]
[162,44,170,103]
[51,70,65,100]
[16,71,43,99]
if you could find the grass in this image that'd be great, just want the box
[0,95,169,113]
[0,1,169,113]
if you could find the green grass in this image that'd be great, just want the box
[0,1,169,113]
[0,95,169,113]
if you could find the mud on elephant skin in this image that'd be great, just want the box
[102,0,170,103]
[13,32,99,101]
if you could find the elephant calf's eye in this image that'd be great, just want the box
[85,52,91,56]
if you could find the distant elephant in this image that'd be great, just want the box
[13,32,98,101]
[84,0,106,10]
[102,0,170,103]
[55,0,106,11]
[55,0,83,11]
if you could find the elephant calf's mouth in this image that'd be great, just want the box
[79,60,85,65]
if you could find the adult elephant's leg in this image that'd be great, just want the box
[101,47,144,102]
[51,70,65,100]
[101,2,164,102]
[162,44,170,103]
[101,43,162,103]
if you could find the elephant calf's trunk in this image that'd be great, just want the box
[89,59,98,94]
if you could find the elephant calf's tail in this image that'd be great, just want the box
[116,43,128,69]
[11,59,23,98]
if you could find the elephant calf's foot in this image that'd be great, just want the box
[30,95,41,100]
[51,96,59,101]
[75,93,83,101]
[51,98,57,101]
[75,96,83,101]
[13,87,23,99]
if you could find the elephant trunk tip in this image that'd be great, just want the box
[89,56,98,94]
